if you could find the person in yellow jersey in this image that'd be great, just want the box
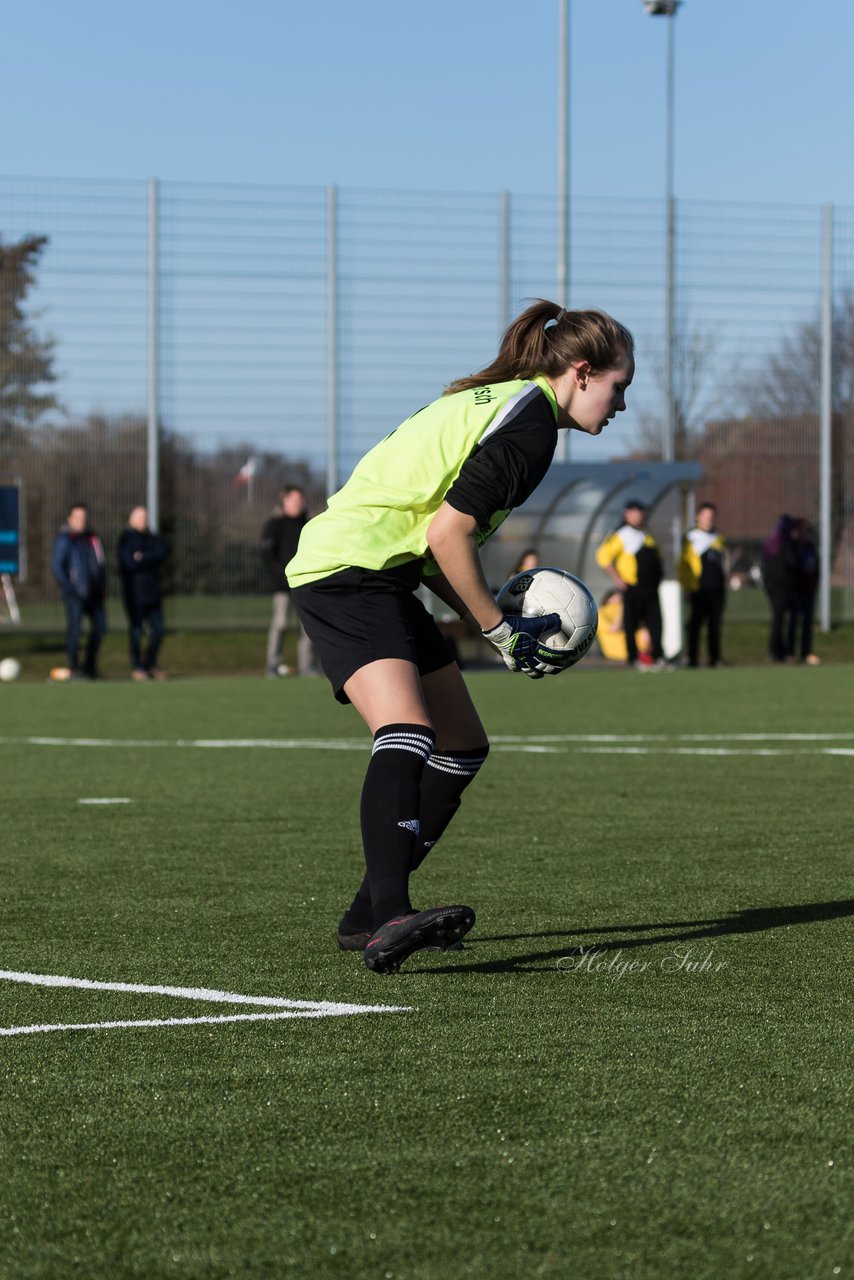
[595,499,665,670]
[679,501,727,667]
[287,300,634,973]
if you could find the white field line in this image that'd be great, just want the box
[0,969,411,1038]
[0,969,408,1012]
[78,797,131,805]
[1,733,853,757]
[3,736,369,750]
[492,733,854,743]
[0,1010,370,1038]
[577,746,808,756]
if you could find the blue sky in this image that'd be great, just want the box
[3,0,850,471]
[6,0,852,207]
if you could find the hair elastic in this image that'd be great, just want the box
[543,308,566,332]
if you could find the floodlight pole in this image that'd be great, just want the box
[644,0,680,463]
[146,178,161,531]
[557,0,570,312]
[665,9,676,464]
[819,204,833,633]
[326,184,339,498]
[556,0,570,463]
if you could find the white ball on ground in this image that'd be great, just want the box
[0,657,22,682]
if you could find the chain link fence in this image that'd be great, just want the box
[1,176,852,628]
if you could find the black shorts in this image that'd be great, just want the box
[291,565,455,704]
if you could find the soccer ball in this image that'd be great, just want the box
[0,657,21,682]
[496,567,598,669]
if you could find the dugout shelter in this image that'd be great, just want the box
[483,461,703,591]
[481,461,703,661]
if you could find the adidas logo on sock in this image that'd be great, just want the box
[397,818,420,834]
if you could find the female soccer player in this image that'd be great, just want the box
[287,300,634,974]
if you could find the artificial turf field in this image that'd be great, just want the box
[0,665,851,1280]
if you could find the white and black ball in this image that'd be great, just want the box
[496,567,598,670]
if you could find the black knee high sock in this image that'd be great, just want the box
[343,743,488,930]
[353,723,435,931]
[411,746,489,871]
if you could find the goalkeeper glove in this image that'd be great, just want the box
[482,613,564,678]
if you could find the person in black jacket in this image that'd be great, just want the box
[787,518,821,665]
[761,514,797,663]
[51,502,107,679]
[118,506,167,681]
[260,487,315,676]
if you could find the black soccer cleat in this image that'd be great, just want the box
[337,924,373,952]
[364,905,475,974]
[338,922,465,954]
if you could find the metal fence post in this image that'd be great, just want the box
[146,178,160,531]
[326,184,339,498]
[819,202,833,632]
[499,190,511,339]
[555,0,570,464]
[665,193,676,463]
[557,0,570,312]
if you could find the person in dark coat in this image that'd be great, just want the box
[260,487,315,676]
[761,514,797,662]
[787,518,821,665]
[51,502,107,679]
[118,506,167,681]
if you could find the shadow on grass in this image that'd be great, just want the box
[405,898,854,976]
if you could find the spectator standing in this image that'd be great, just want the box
[513,548,540,574]
[595,499,665,669]
[761,515,797,662]
[118,506,167,681]
[679,502,727,667]
[261,486,315,677]
[787,519,821,665]
[51,502,107,679]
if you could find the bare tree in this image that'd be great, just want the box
[636,324,736,460]
[740,288,854,418]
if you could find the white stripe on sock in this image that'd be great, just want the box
[372,731,434,760]
[372,742,433,759]
[427,753,487,776]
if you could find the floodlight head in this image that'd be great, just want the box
[643,0,681,13]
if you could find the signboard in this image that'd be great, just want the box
[0,485,21,576]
